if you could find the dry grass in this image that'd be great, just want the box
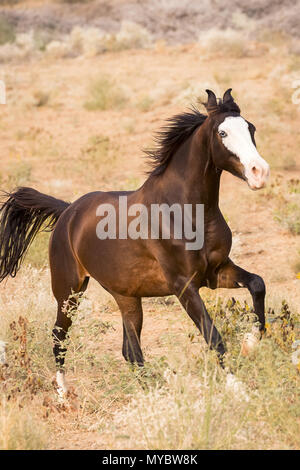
[0,397,48,449]
[0,278,299,449]
[84,76,129,111]
[275,202,300,235]
[261,177,300,235]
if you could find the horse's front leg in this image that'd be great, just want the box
[175,279,226,366]
[215,258,266,333]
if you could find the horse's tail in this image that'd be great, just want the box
[0,187,70,282]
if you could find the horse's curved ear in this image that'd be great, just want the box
[222,88,241,113]
[223,88,234,104]
[204,89,219,116]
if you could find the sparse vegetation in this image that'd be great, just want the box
[264,177,300,235]
[32,90,50,107]
[0,280,299,449]
[275,202,300,235]
[0,397,48,450]
[0,160,32,190]
[84,77,129,111]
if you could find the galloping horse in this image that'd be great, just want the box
[0,89,269,394]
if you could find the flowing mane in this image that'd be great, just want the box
[145,98,240,176]
[145,108,206,176]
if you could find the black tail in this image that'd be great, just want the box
[0,187,70,282]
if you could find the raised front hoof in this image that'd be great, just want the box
[241,327,261,357]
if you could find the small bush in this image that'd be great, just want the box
[45,40,69,59]
[84,76,129,111]
[67,26,106,57]
[268,178,300,235]
[115,21,152,50]
[0,160,32,190]
[32,90,50,107]
[74,133,119,184]
[231,11,256,33]
[274,202,300,235]
[136,94,153,112]
[33,29,54,52]
[0,19,15,46]
[199,28,249,58]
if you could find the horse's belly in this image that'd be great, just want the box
[78,238,171,297]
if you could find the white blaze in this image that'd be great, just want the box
[218,116,269,190]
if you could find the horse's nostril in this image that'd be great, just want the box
[251,166,260,177]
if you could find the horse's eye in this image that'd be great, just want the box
[218,130,227,138]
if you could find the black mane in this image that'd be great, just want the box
[145,108,206,176]
[145,99,240,177]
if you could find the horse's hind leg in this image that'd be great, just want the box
[113,294,144,366]
[51,251,89,396]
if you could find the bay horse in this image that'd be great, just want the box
[0,89,269,395]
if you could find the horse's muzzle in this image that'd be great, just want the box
[245,160,270,190]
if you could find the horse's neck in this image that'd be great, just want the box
[142,132,221,209]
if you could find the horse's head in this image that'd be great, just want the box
[203,88,269,190]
